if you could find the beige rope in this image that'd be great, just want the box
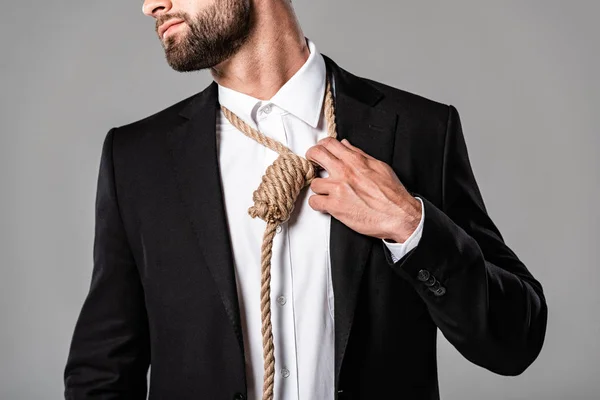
[220,76,337,400]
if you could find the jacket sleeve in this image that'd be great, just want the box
[64,128,150,399]
[384,105,548,376]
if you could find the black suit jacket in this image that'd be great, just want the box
[64,54,548,400]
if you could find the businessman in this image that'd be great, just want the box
[64,0,548,399]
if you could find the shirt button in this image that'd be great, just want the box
[281,368,290,378]
[276,225,282,234]
[263,104,272,114]
[277,295,287,306]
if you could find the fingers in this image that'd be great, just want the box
[308,193,330,213]
[305,142,342,176]
[309,177,336,195]
[340,138,376,160]
[317,137,376,163]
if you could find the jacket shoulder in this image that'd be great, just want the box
[114,90,201,135]
[362,75,451,125]
[355,75,454,153]
[112,79,218,139]
[100,84,213,167]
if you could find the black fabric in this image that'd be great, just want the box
[64,54,548,400]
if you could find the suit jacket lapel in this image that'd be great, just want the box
[323,55,398,388]
[165,82,245,356]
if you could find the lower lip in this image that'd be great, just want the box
[163,22,184,39]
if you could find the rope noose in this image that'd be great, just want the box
[221,76,337,400]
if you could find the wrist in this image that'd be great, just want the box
[385,195,422,243]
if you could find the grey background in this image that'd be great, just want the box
[1,1,598,399]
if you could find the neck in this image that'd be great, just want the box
[209,0,309,101]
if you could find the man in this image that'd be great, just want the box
[63,0,548,399]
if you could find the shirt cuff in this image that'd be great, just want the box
[381,197,424,263]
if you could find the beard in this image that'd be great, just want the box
[156,0,252,72]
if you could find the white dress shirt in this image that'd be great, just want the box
[215,37,424,399]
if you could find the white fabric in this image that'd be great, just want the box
[215,37,423,399]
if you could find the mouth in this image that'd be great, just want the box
[158,19,185,40]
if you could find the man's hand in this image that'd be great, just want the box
[305,137,422,243]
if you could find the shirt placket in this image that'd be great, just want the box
[256,102,299,400]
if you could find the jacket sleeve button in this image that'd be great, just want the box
[433,286,446,296]
[417,269,430,282]
[424,275,437,287]
[233,393,246,400]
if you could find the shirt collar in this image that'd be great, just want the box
[217,37,327,129]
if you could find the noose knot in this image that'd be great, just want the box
[248,152,319,224]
